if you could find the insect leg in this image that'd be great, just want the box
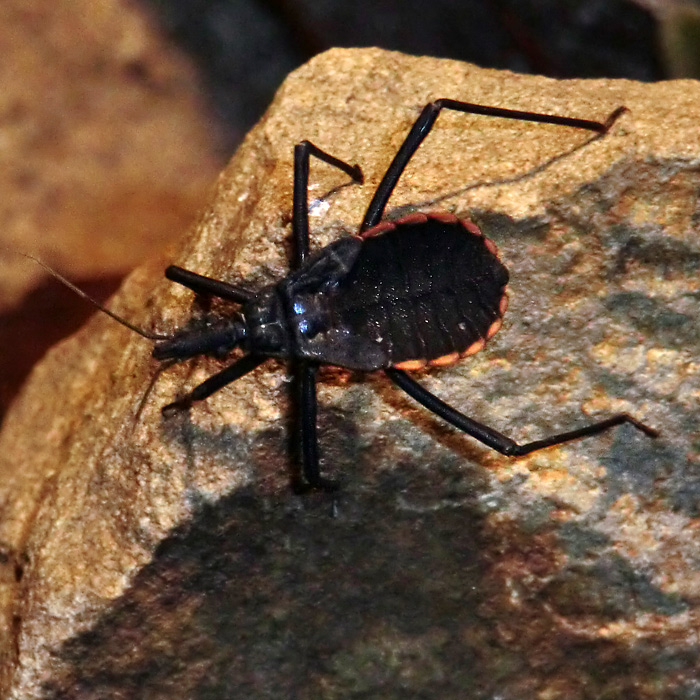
[165,265,254,304]
[293,140,363,268]
[290,142,361,492]
[385,368,658,456]
[361,100,627,230]
[162,354,266,413]
[293,361,338,492]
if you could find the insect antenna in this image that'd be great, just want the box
[10,251,168,341]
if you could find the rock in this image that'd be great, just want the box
[0,47,698,698]
[0,0,224,424]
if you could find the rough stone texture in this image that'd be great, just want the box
[0,48,698,698]
[0,0,222,311]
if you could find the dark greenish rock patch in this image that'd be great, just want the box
[604,292,697,349]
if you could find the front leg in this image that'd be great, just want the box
[165,266,254,304]
[161,355,266,414]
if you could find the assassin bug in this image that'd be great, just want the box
[27,99,658,491]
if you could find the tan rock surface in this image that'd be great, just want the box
[0,0,222,309]
[0,48,698,698]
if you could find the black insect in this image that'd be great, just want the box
[30,99,659,491]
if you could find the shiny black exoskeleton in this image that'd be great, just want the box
[153,100,657,491]
[154,217,508,372]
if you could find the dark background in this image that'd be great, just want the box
[141,0,667,151]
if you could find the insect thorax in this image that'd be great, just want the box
[243,287,293,357]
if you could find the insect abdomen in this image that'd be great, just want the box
[333,216,509,368]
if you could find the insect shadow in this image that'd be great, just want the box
[20,99,658,493]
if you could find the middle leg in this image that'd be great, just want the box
[292,361,339,492]
[292,140,363,268]
[291,140,363,490]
